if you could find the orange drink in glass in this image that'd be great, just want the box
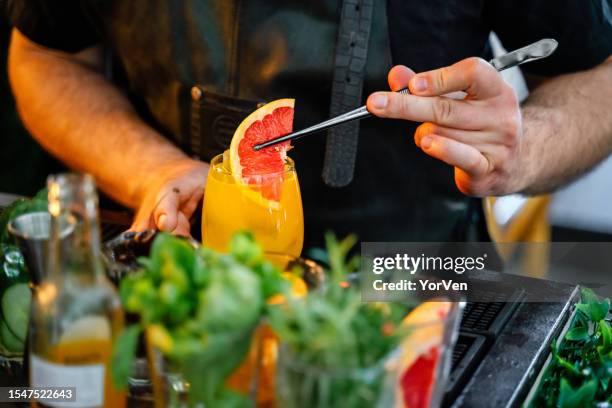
[202,151,304,257]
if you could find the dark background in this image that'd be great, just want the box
[0,4,62,196]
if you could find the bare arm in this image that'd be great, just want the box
[8,29,207,234]
[519,57,612,194]
[367,56,612,197]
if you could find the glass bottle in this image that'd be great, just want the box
[29,174,125,407]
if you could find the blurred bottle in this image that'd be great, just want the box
[29,174,125,407]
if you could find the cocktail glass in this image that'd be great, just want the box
[202,151,304,257]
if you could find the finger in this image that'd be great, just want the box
[172,212,192,238]
[419,135,490,177]
[153,188,181,232]
[129,209,154,232]
[409,57,504,99]
[180,188,204,220]
[368,92,490,130]
[129,200,156,232]
[414,122,494,149]
[387,65,416,92]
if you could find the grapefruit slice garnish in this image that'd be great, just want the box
[229,99,295,202]
[396,301,452,408]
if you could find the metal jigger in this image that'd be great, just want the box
[7,211,74,286]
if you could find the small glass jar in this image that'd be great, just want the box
[275,301,464,408]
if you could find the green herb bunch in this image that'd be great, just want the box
[111,231,288,407]
[529,288,612,407]
[268,233,411,408]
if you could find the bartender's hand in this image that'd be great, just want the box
[367,59,522,196]
[130,159,209,236]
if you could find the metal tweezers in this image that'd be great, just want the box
[253,38,558,151]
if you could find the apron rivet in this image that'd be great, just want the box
[191,86,203,101]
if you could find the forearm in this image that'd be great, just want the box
[518,57,612,194]
[8,29,195,208]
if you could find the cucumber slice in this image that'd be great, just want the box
[1,283,31,342]
[0,320,24,353]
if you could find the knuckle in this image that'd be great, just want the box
[465,154,483,175]
[500,84,519,105]
[462,57,489,87]
[433,98,454,124]
[499,113,521,143]
[435,67,449,91]
[463,57,481,78]
[396,94,412,116]
[470,57,489,72]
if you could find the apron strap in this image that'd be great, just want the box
[322,0,375,187]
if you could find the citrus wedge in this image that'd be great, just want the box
[397,301,452,408]
[229,99,295,203]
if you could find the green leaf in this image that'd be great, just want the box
[597,320,612,356]
[554,354,582,377]
[579,288,610,322]
[195,257,262,332]
[175,331,254,407]
[324,232,357,284]
[575,303,592,319]
[111,325,141,390]
[558,378,597,408]
[590,299,610,323]
[229,230,263,266]
[565,326,589,342]
[252,260,286,300]
[581,288,600,305]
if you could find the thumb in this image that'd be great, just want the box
[367,91,412,120]
[153,189,181,232]
[172,212,192,238]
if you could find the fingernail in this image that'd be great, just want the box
[371,94,388,109]
[421,137,433,149]
[412,77,428,92]
[158,214,167,230]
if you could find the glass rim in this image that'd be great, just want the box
[277,296,460,375]
[210,151,295,177]
[8,211,76,241]
[47,172,96,193]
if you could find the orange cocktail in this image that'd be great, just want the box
[202,151,304,257]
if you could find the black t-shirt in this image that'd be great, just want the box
[7,0,612,246]
[9,0,612,74]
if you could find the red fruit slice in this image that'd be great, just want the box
[229,99,295,201]
[400,345,440,408]
[396,301,451,408]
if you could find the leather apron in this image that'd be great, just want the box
[93,0,492,248]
